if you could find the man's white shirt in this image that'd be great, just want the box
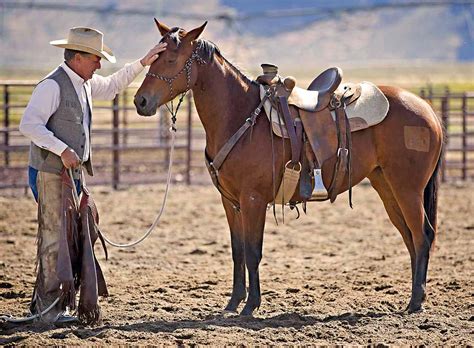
[20,60,144,161]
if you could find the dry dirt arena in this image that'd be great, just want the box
[0,181,473,345]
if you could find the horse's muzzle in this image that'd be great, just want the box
[134,93,159,116]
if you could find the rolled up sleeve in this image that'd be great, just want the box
[90,59,144,100]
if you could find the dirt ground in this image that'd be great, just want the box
[0,181,472,345]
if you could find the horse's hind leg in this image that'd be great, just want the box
[221,198,246,312]
[379,167,435,312]
[368,168,416,285]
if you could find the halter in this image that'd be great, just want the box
[146,44,207,129]
[146,45,207,100]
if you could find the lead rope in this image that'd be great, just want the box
[98,44,196,248]
[96,91,188,248]
[0,297,61,324]
[98,111,179,248]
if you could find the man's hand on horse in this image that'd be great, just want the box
[140,42,167,67]
[61,147,81,169]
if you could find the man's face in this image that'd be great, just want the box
[75,53,101,81]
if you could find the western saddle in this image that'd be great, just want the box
[257,64,361,206]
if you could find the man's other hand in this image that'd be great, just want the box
[140,42,167,67]
[61,147,81,169]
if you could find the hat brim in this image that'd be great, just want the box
[50,39,116,63]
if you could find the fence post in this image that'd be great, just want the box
[4,84,9,166]
[186,92,192,185]
[112,95,120,189]
[461,93,467,180]
[122,89,128,145]
[427,84,433,105]
[419,88,425,99]
[440,93,449,183]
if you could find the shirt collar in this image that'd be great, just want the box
[60,61,86,89]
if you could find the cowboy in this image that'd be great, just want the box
[19,27,166,323]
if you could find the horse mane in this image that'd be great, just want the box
[159,31,258,87]
[195,39,258,88]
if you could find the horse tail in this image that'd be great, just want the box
[423,136,444,251]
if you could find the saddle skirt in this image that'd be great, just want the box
[261,81,389,138]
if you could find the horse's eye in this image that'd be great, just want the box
[167,59,177,64]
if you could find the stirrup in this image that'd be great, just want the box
[311,168,328,200]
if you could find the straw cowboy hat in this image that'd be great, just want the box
[50,27,116,63]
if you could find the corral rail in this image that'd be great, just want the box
[0,82,472,190]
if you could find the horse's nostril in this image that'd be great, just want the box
[139,96,147,108]
[134,95,148,109]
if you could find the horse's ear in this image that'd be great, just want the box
[154,18,170,36]
[185,21,208,42]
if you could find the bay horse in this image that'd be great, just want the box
[134,20,444,316]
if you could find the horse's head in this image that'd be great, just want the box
[134,19,207,116]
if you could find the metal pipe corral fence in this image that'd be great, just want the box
[0,82,472,190]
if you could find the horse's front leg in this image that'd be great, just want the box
[221,197,246,312]
[239,193,267,316]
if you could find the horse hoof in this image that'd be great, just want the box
[240,302,259,316]
[224,297,245,312]
[239,306,254,316]
[223,306,238,313]
[406,302,424,313]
